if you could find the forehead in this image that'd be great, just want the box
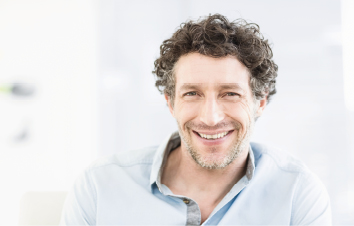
[174,53,250,87]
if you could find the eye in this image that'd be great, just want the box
[225,92,240,97]
[184,91,197,96]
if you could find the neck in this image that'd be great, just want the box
[161,142,249,198]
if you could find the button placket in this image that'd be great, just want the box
[184,199,201,226]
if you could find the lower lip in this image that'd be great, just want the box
[192,130,234,146]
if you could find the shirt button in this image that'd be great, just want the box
[183,199,190,204]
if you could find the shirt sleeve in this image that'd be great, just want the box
[60,169,97,225]
[291,172,332,225]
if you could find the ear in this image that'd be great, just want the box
[256,96,267,117]
[164,93,175,117]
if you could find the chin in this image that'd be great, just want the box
[184,138,245,170]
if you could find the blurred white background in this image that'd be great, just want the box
[0,0,354,225]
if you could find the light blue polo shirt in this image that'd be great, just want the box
[60,131,331,225]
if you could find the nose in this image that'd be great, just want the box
[199,97,225,127]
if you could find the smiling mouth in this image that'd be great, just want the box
[193,130,234,140]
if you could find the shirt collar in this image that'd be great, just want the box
[150,131,180,188]
[149,131,256,191]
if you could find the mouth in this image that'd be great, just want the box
[192,130,234,141]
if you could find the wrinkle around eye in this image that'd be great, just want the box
[220,94,244,104]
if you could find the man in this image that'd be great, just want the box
[61,14,331,225]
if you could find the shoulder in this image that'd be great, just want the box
[73,146,159,194]
[250,142,311,174]
[250,142,329,203]
[250,142,329,190]
[87,146,158,171]
[250,142,331,224]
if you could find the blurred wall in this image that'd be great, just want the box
[0,0,98,224]
[97,0,353,224]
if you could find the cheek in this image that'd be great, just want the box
[174,101,201,123]
[222,101,254,126]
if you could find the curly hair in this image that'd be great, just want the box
[153,14,278,105]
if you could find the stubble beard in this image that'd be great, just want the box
[177,118,255,170]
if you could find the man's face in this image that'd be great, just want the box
[166,53,266,169]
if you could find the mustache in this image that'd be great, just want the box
[185,121,241,131]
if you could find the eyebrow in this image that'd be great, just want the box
[179,83,246,91]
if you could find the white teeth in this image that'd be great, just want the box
[198,131,229,140]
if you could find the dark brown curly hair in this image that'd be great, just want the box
[153,14,278,105]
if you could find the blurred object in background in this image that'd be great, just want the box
[11,83,36,97]
[0,82,36,97]
[0,82,35,143]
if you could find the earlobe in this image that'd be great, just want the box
[164,94,175,117]
[256,97,267,117]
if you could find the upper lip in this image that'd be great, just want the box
[193,130,234,135]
